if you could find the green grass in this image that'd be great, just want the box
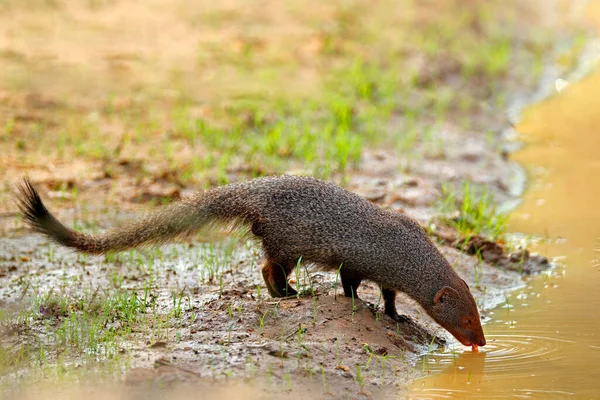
[29,288,149,359]
[1,0,577,192]
[0,237,253,381]
[439,181,508,240]
[169,100,364,182]
[0,288,142,390]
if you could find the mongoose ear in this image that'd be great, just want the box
[433,286,460,304]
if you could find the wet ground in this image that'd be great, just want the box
[0,1,592,399]
[0,233,534,399]
[0,139,549,399]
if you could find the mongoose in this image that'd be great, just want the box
[15,175,486,348]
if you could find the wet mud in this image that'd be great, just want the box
[0,158,548,398]
[0,235,533,399]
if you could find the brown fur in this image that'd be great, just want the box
[15,175,486,347]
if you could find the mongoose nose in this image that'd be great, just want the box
[478,337,487,347]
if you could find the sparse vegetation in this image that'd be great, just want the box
[0,0,589,397]
[0,1,581,196]
[439,181,509,240]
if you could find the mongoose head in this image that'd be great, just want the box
[428,280,486,347]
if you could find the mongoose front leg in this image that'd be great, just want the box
[261,259,298,297]
[382,288,411,323]
[340,268,362,299]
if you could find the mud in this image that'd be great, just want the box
[0,229,533,398]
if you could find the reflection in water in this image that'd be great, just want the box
[416,332,573,386]
[410,44,600,399]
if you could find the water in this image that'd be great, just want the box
[409,55,600,398]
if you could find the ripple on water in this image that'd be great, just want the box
[476,333,572,375]
[420,332,574,379]
[409,389,470,399]
[411,333,576,399]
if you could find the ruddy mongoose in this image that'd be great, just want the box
[15,175,486,348]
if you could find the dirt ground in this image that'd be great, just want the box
[0,225,538,399]
[0,145,551,399]
[0,0,593,399]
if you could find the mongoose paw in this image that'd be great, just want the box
[281,286,298,297]
[268,284,298,298]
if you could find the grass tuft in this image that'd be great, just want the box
[439,181,508,240]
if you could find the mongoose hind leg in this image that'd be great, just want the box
[261,258,298,297]
[340,268,362,299]
[382,288,411,323]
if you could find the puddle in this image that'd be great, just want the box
[409,61,600,398]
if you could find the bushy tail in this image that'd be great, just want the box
[15,179,253,254]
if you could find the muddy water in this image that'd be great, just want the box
[409,69,600,397]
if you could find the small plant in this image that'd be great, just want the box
[439,181,508,240]
[284,373,292,390]
[378,353,396,385]
[356,365,364,388]
[427,333,438,355]
[255,284,262,299]
[258,310,269,331]
[172,292,183,318]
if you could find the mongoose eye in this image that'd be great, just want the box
[463,318,472,327]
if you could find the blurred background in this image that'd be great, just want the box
[1,1,600,398]
[0,0,594,215]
